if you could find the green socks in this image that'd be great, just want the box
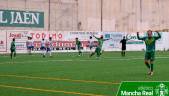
[121,52,125,56]
[79,51,82,55]
[90,53,95,57]
[10,53,12,59]
[150,64,153,72]
[145,62,150,69]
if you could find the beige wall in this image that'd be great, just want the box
[78,0,169,32]
[0,0,169,32]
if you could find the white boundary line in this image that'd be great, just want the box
[0,56,169,65]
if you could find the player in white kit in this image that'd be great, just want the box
[26,37,33,55]
[41,38,46,57]
[45,37,53,57]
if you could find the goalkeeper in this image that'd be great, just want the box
[10,38,16,59]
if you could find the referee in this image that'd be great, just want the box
[120,36,128,57]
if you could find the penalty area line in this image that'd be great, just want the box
[0,74,120,85]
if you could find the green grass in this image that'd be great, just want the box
[0,51,169,96]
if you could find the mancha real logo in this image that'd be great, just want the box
[117,82,169,96]
[155,83,168,96]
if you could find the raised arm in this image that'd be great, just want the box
[137,32,145,40]
[93,35,99,39]
[154,31,161,40]
[103,38,111,41]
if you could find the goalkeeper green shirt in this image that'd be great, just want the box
[137,34,161,52]
[76,40,81,47]
[95,38,104,48]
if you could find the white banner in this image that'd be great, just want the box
[0,30,7,52]
[6,30,29,53]
[0,30,169,53]
[125,32,167,51]
[102,32,124,51]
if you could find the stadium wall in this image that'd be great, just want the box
[0,0,169,32]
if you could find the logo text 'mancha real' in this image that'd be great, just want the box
[121,90,153,96]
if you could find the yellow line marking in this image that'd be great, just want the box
[0,84,105,96]
[0,74,120,85]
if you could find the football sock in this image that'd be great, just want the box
[43,50,46,55]
[79,51,82,55]
[49,51,52,57]
[97,52,101,57]
[145,62,150,69]
[150,64,153,72]
[90,52,95,57]
[14,52,16,57]
[10,52,13,59]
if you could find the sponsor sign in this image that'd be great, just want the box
[6,30,29,53]
[0,10,44,28]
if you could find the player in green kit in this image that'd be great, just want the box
[137,30,161,76]
[90,35,110,58]
[10,38,16,59]
[75,38,82,56]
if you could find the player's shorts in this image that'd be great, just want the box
[10,48,16,53]
[40,46,46,50]
[145,52,155,61]
[76,46,81,50]
[89,45,93,49]
[95,47,101,53]
[122,46,126,50]
[27,46,33,50]
[47,47,51,52]
[95,47,102,56]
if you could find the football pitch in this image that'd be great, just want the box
[0,51,169,96]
